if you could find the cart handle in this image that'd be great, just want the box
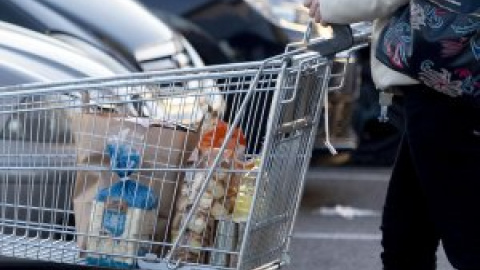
[283,21,371,103]
[306,24,354,56]
[287,21,354,57]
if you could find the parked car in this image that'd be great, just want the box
[0,0,205,72]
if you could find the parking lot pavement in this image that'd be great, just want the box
[285,214,452,270]
[284,167,453,270]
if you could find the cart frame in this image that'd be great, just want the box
[0,22,370,270]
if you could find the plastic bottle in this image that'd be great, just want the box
[232,159,260,222]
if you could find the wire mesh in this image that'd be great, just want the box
[0,52,334,270]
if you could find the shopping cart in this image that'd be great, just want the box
[0,22,370,270]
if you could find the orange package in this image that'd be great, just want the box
[199,119,246,152]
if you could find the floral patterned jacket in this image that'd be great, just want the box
[319,0,419,90]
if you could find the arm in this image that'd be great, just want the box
[305,0,409,24]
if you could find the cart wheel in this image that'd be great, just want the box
[167,259,181,269]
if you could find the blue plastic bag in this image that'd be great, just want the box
[106,142,141,179]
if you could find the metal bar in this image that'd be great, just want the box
[282,63,332,258]
[252,261,284,270]
[236,59,290,270]
[0,69,281,99]
[281,53,324,104]
[276,118,313,135]
[0,61,269,93]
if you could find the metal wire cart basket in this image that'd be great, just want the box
[0,23,370,270]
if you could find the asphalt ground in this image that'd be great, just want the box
[285,167,453,270]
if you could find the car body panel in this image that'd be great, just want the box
[0,0,202,71]
[37,0,203,69]
[0,0,138,71]
[0,24,115,80]
[38,0,173,52]
[147,8,233,65]
[138,0,289,61]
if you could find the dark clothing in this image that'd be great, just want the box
[381,84,480,270]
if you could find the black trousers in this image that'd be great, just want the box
[381,84,480,270]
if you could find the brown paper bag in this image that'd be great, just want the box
[69,113,199,253]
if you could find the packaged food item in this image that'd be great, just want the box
[169,150,225,263]
[71,114,198,256]
[140,79,226,130]
[170,118,248,263]
[232,159,260,222]
[86,134,158,269]
[199,118,246,153]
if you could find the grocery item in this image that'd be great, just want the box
[70,113,198,256]
[170,149,229,263]
[232,159,260,222]
[86,135,158,269]
[140,79,226,130]
[170,117,249,263]
[199,117,246,154]
[209,219,238,267]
